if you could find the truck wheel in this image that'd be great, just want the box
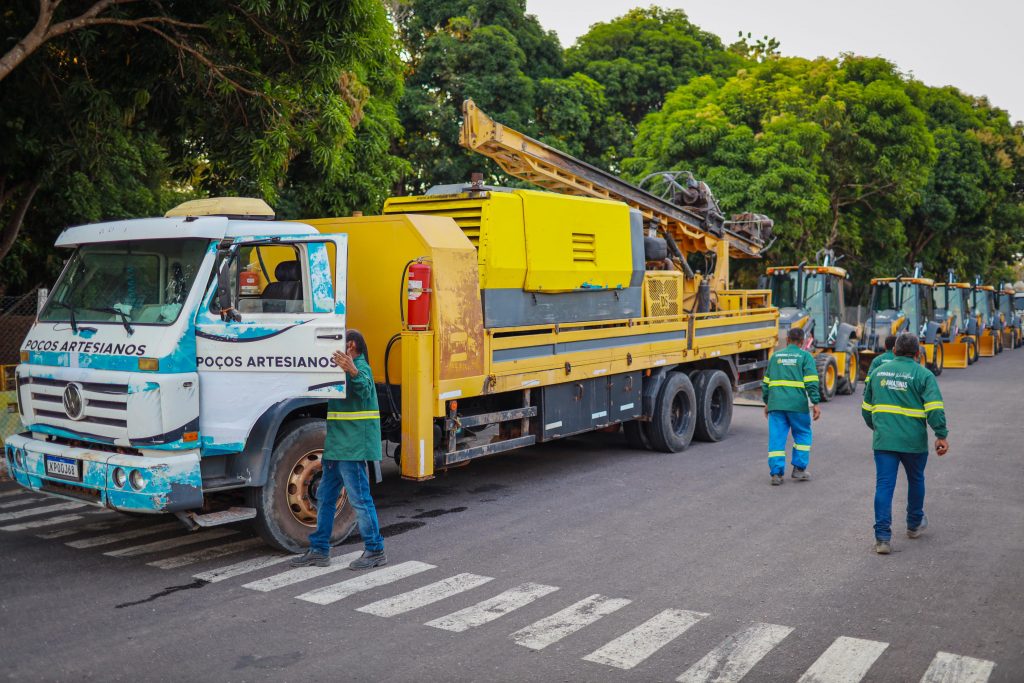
[995,333,1003,354]
[836,350,858,395]
[966,338,978,364]
[692,369,733,442]
[648,372,697,453]
[928,342,944,376]
[815,354,838,402]
[251,418,356,552]
[623,420,652,450]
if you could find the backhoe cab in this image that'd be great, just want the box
[860,264,943,378]
[996,283,1023,350]
[765,250,859,401]
[972,279,1005,357]
[932,272,978,368]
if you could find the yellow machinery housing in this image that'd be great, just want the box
[860,275,944,377]
[973,284,1003,357]
[297,101,779,479]
[932,281,975,368]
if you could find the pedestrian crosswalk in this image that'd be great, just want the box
[0,487,1001,682]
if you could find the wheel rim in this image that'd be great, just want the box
[285,449,346,528]
[709,386,725,426]
[826,365,836,391]
[671,391,691,436]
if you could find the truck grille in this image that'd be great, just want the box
[26,377,129,434]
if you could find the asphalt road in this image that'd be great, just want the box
[1,353,1022,683]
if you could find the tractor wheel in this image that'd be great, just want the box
[692,369,734,442]
[928,341,944,377]
[995,333,1004,354]
[815,354,838,402]
[648,372,697,453]
[966,337,979,364]
[836,350,858,395]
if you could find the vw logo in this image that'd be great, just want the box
[63,383,85,420]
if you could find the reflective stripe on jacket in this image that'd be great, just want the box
[861,355,948,453]
[762,344,821,413]
[324,354,383,462]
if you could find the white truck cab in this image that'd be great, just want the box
[4,198,351,550]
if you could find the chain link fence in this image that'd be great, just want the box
[0,288,43,478]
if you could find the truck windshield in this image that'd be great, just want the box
[770,271,821,309]
[40,239,208,326]
[1015,296,1024,311]
[872,283,898,311]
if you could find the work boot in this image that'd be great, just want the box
[770,474,783,486]
[290,549,330,568]
[791,468,810,481]
[874,540,892,555]
[349,549,387,570]
[907,515,929,539]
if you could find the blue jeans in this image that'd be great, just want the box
[873,450,928,541]
[767,410,812,475]
[308,459,384,554]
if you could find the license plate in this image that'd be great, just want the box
[45,455,82,482]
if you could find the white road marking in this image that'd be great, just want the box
[357,573,495,617]
[66,522,182,549]
[797,636,888,683]
[583,608,708,670]
[919,652,995,683]
[242,551,363,591]
[0,514,83,531]
[0,498,40,509]
[193,553,291,583]
[147,538,265,569]
[511,594,632,650]
[425,583,560,633]
[0,502,85,522]
[295,561,436,605]
[38,520,123,539]
[0,490,29,498]
[676,622,794,683]
[103,528,237,557]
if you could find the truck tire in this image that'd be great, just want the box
[648,372,697,453]
[928,342,944,377]
[815,354,838,402]
[692,369,733,442]
[995,333,1004,354]
[836,350,858,395]
[623,420,652,450]
[966,337,978,364]
[250,418,356,552]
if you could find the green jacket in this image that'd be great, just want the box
[862,355,948,453]
[865,350,895,382]
[762,344,821,413]
[324,354,382,462]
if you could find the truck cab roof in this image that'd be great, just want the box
[55,216,317,248]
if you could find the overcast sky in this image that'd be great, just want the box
[527,0,1023,124]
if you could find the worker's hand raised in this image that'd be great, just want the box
[332,350,358,378]
[935,438,949,456]
[812,404,821,421]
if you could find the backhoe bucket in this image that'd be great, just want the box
[979,334,996,357]
[941,341,969,369]
[857,350,877,381]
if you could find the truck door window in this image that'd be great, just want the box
[220,244,311,314]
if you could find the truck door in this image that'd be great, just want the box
[194,235,348,453]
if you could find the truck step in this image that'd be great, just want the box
[187,507,257,528]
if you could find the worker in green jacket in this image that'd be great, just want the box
[291,329,386,570]
[865,334,897,383]
[763,327,821,486]
[862,333,949,555]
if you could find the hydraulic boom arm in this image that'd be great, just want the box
[459,99,767,259]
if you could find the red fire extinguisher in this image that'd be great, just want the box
[407,262,431,330]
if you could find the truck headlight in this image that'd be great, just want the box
[112,467,127,488]
[129,470,146,491]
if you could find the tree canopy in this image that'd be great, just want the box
[1,2,1022,296]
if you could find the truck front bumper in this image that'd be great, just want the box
[3,432,203,513]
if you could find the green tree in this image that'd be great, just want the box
[565,7,742,127]
[626,56,937,289]
[0,0,405,292]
